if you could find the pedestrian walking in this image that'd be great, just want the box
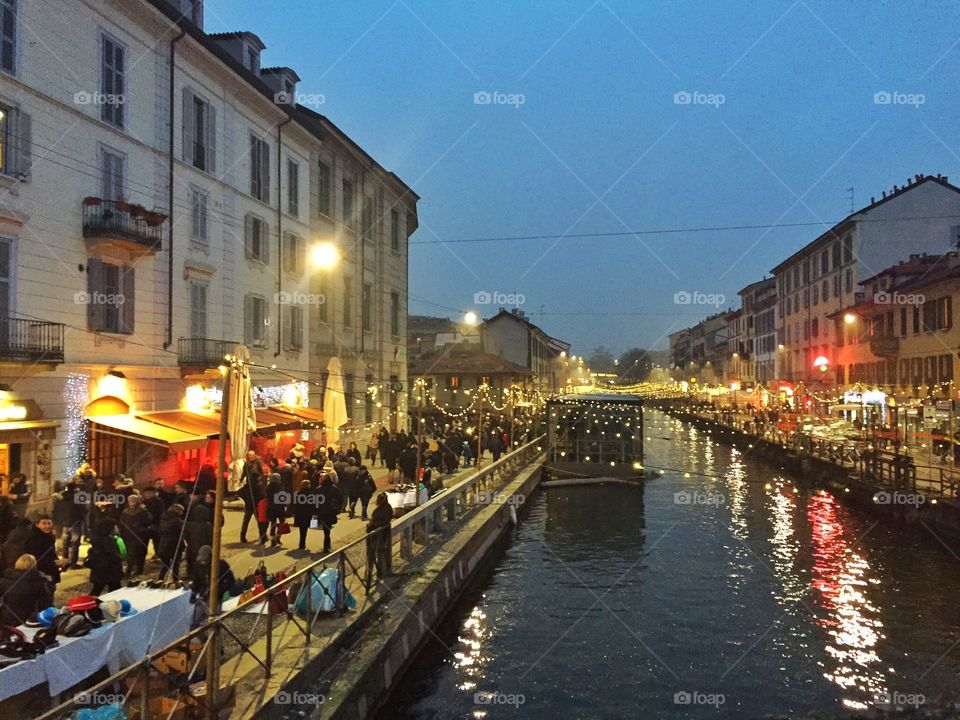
[316,470,341,553]
[357,465,377,521]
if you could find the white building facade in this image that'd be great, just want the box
[0,0,417,508]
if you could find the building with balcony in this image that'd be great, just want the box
[738,277,777,385]
[773,174,960,385]
[0,0,417,507]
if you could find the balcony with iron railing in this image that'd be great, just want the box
[0,317,65,363]
[82,197,165,253]
[178,338,238,369]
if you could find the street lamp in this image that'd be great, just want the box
[464,311,479,326]
[311,241,339,269]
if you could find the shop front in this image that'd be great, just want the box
[0,392,57,512]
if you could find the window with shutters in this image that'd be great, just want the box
[0,104,29,180]
[284,305,303,350]
[282,232,303,275]
[86,259,134,334]
[182,89,215,173]
[390,209,400,252]
[189,187,207,245]
[189,281,206,338]
[100,147,124,200]
[287,159,299,217]
[245,213,268,263]
[361,283,372,331]
[0,238,10,318]
[100,33,125,128]
[343,276,352,326]
[1,0,14,74]
[317,161,331,216]
[250,134,270,202]
[390,291,400,337]
[243,294,267,347]
[342,179,354,229]
[362,195,373,238]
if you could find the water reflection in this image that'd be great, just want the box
[807,491,885,710]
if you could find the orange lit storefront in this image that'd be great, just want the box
[0,392,58,511]
[86,398,324,490]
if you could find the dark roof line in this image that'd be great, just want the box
[770,174,960,274]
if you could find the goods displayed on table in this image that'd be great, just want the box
[385,482,429,514]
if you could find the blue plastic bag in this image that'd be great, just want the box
[294,568,356,614]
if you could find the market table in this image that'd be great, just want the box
[0,586,193,702]
[385,486,428,511]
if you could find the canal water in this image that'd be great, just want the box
[382,410,960,719]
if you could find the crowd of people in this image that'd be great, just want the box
[0,421,525,627]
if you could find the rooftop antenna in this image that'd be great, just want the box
[846,187,854,213]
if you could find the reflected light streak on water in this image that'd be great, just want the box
[807,491,885,710]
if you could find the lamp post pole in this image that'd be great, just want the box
[206,360,233,719]
[476,383,485,467]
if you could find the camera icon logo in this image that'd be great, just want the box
[673,290,692,305]
[674,491,692,505]
[74,91,93,105]
[474,290,492,304]
[275,291,292,305]
[674,691,692,704]
[873,90,892,105]
[873,291,891,304]
[673,91,692,105]
[274,91,292,105]
[473,91,492,105]
[274,491,291,505]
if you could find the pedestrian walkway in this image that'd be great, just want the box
[52,462,480,606]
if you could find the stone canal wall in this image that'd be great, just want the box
[274,457,546,720]
[657,404,960,542]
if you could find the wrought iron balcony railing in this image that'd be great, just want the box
[0,317,65,363]
[178,338,238,368]
[82,197,165,250]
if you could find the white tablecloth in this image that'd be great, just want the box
[0,587,193,701]
[386,487,429,510]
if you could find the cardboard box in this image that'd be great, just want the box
[155,649,190,674]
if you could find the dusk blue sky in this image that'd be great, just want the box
[206,0,960,355]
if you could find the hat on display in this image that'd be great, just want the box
[99,600,122,622]
[119,599,136,617]
[66,595,99,613]
[38,607,58,626]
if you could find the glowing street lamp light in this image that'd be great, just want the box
[311,241,339,269]
[844,313,857,325]
[463,311,479,326]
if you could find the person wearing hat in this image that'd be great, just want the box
[0,554,52,626]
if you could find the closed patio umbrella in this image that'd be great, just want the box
[225,344,256,491]
[323,356,349,448]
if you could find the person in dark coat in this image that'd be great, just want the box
[0,554,53,626]
[340,458,361,519]
[316,472,341,553]
[278,461,295,496]
[56,479,86,568]
[191,545,238,603]
[237,451,264,543]
[489,433,505,462]
[86,518,124,595]
[365,493,393,583]
[6,473,31,518]
[265,473,286,547]
[183,503,213,578]
[398,443,417,483]
[140,486,164,558]
[194,463,217,498]
[1,515,31,571]
[156,504,185,581]
[119,494,153,577]
[345,442,362,467]
[153,478,175,509]
[23,514,62,587]
[0,496,13,546]
[357,465,377,521]
[291,480,315,550]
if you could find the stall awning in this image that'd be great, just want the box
[139,409,222,438]
[249,407,301,434]
[274,405,324,426]
[90,414,208,452]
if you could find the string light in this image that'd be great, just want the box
[63,372,89,474]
